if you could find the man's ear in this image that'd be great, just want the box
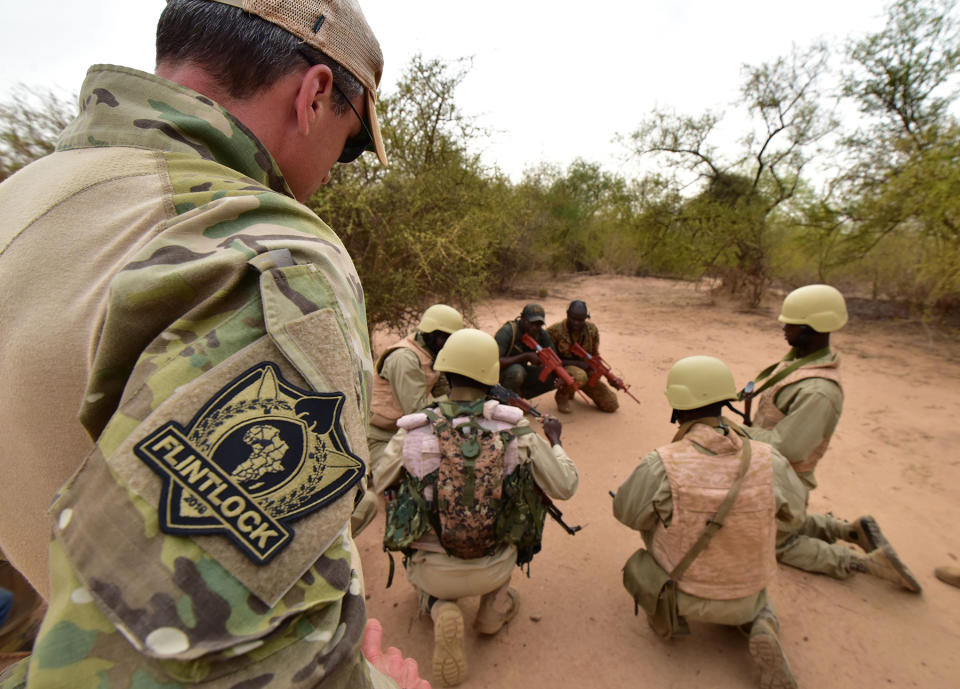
[294,63,334,137]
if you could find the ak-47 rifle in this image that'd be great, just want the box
[569,342,641,406]
[520,333,590,403]
[490,385,581,534]
[536,486,582,535]
[489,384,543,418]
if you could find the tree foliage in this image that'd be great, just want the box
[0,84,75,182]
[309,55,514,333]
[1,2,959,323]
[624,44,835,305]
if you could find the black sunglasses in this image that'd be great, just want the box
[298,48,373,163]
[331,81,373,163]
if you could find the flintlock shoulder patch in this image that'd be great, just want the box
[134,362,364,564]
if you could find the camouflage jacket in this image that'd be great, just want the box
[0,65,381,689]
[545,319,600,359]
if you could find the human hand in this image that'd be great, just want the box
[542,414,562,446]
[362,618,431,689]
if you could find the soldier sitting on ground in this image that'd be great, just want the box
[745,286,921,590]
[494,303,559,400]
[376,329,578,687]
[546,299,619,413]
[614,355,806,689]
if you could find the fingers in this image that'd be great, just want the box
[363,619,432,688]
[361,617,384,664]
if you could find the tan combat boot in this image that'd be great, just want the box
[748,607,798,689]
[849,544,922,592]
[837,515,887,552]
[431,601,467,687]
[475,586,519,635]
[555,390,573,413]
[934,566,960,588]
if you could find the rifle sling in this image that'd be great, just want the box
[666,421,753,582]
[740,347,830,400]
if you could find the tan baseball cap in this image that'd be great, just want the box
[203,0,387,165]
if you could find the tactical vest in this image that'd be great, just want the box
[651,424,776,600]
[383,400,545,565]
[753,356,842,474]
[369,333,439,430]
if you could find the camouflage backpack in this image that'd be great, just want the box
[383,399,546,565]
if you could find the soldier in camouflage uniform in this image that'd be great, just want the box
[0,1,426,688]
[493,303,559,400]
[375,329,578,687]
[545,300,619,413]
[355,306,463,534]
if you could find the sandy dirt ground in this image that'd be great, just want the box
[356,274,960,689]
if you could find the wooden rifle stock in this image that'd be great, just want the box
[489,384,543,418]
[740,380,755,426]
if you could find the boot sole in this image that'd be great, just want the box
[882,545,923,593]
[433,606,467,687]
[858,515,888,552]
[749,627,798,689]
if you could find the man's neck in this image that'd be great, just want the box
[794,334,830,359]
[449,385,486,402]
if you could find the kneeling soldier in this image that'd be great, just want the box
[376,329,579,687]
[614,356,806,689]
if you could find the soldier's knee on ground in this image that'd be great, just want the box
[501,364,527,393]
[566,365,588,386]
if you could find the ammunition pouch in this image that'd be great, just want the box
[622,548,689,640]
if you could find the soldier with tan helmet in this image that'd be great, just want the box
[746,284,848,490]
[376,329,578,687]
[746,286,922,591]
[354,304,464,533]
[614,356,806,689]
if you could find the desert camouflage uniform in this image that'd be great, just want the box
[374,389,578,606]
[545,319,619,412]
[613,421,806,625]
[357,333,449,534]
[0,65,389,689]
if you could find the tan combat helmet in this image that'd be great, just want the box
[434,328,499,386]
[419,304,464,335]
[664,355,738,410]
[778,284,848,333]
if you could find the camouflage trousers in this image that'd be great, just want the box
[555,366,619,413]
[776,512,852,579]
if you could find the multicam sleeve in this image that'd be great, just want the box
[27,204,379,688]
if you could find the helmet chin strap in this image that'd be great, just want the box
[724,401,748,421]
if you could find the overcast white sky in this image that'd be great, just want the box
[0,1,893,180]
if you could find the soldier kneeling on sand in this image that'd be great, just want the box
[614,356,807,689]
[376,329,579,687]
